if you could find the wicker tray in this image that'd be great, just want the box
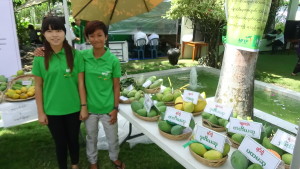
[226,133,240,148]
[202,119,226,132]
[144,87,160,94]
[159,129,192,140]
[164,101,175,106]
[284,164,290,169]
[5,74,35,102]
[132,111,160,122]
[189,146,228,167]
[192,111,202,116]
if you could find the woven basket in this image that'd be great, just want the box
[132,111,160,122]
[202,119,226,132]
[159,129,192,140]
[284,164,290,169]
[144,87,160,94]
[189,146,228,167]
[192,111,202,116]
[119,99,132,104]
[5,74,35,102]
[164,101,175,106]
[226,133,240,148]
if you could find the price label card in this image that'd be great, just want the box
[164,107,191,128]
[142,80,152,88]
[228,117,262,139]
[183,90,199,104]
[22,80,32,86]
[119,96,128,101]
[144,94,153,113]
[1,100,38,127]
[194,125,226,152]
[125,85,134,91]
[239,136,281,169]
[203,102,232,120]
[271,129,295,154]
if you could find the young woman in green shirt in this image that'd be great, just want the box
[32,16,88,169]
[83,21,125,169]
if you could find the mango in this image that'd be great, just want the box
[183,102,194,113]
[127,90,137,97]
[173,89,182,100]
[247,164,263,169]
[121,89,130,96]
[202,112,211,119]
[139,97,145,104]
[171,125,184,135]
[193,99,207,112]
[156,102,165,107]
[218,118,226,127]
[262,137,284,155]
[162,93,173,102]
[203,150,223,160]
[232,134,245,144]
[146,76,156,83]
[149,79,163,89]
[282,153,293,165]
[131,101,143,112]
[208,115,219,125]
[231,150,250,169]
[200,92,206,99]
[163,87,172,94]
[21,87,27,93]
[15,89,22,94]
[147,109,157,117]
[222,143,230,156]
[174,96,184,110]
[155,93,163,101]
[158,106,166,113]
[190,143,207,156]
[158,120,172,133]
[189,118,195,129]
[20,93,28,99]
[136,109,147,117]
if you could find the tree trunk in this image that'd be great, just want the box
[215,45,258,118]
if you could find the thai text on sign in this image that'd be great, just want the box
[183,90,199,105]
[164,107,191,128]
[228,117,262,139]
[204,102,232,120]
[271,129,295,154]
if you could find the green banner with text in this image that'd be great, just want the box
[226,0,272,51]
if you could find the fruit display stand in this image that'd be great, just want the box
[119,103,236,169]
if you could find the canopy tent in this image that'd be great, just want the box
[108,0,177,35]
[15,0,48,11]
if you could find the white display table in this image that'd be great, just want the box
[118,103,236,169]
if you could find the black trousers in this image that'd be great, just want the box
[271,40,284,53]
[47,112,81,169]
[293,57,300,74]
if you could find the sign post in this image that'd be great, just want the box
[0,0,22,77]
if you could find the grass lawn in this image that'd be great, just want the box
[1,52,299,169]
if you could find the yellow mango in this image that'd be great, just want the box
[193,99,207,112]
[21,87,27,93]
[174,96,184,110]
[15,89,22,94]
[20,93,28,99]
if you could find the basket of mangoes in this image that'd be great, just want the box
[5,75,35,102]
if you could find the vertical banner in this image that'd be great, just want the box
[0,0,22,77]
[226,0,272,51]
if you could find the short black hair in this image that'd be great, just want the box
[84,20,108,37]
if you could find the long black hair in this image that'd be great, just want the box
[41,16,74,72]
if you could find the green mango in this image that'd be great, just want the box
[231,150,250,169]
[136,109,147,117]
[171,125,184,135]
[158,120,172,133]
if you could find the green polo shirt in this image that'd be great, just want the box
[32,49,84,115]
[81,47,121,114]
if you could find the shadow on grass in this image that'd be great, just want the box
[255,71,282,83]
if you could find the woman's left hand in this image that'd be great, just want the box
[80,106,89,120]
[109,110,118,124]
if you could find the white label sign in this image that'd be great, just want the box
[142,80,152,88]
[119,96,128,101]
[144,94,153,113]
[164,107,191,128]
[183,90,199,104]
[1,100,38,127]
[125,85,134,91]
[271,129,295,154]
[22,80,32,86]
[195,125,226,152]
[0,0,22,77]
[228,117,262,139]
[239,136,281,169]
[203,102,232,120]
[160,85,166,93]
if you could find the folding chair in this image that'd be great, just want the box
[133,38,146,59]
[148,38,159,59]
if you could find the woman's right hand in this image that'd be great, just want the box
[34,47,45,56]
[38,113,48,125]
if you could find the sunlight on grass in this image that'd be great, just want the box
[0,129,15,136]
